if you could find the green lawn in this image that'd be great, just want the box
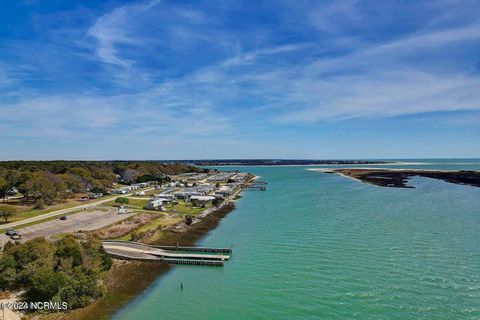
[164,199,211,216]
[0,195,116,226]
[103,197,150,209]
[145,189,162,196]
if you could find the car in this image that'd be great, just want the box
[59,216,68,220]
[5,229,17,236]
[10,234,21,241]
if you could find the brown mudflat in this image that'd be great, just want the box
[335,169,480,188]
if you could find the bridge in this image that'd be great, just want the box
[101,240,231,266]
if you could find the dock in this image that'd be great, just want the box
[101,240,231,267]
[151,245,231,253]
[242,181,267,191]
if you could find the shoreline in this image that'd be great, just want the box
[62,203,237,320]
[306,168,365,183]
[308,168,480,188]
[61,181,251,320]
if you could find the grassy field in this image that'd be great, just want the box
[103,197,211,216]
[0,196,112,225]
[105,199,212,241]
[103,197,150,209]
[145,188,162,196]
[115,215,183,240]
[110,199,208,241]
[164,200,210,216]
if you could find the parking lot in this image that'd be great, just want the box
[0,207,135,244]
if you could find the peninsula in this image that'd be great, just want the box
[0,161,256,319]
[328,168,480,188]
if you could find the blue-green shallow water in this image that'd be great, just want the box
[113,160,480,319]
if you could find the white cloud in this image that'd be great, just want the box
[87,0,161,67]
[2,0,480,159]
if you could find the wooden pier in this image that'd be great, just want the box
[242,185,266,191]
[101,240,231,267]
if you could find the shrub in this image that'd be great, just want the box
[114,197,129,205]
[184,214,193,225]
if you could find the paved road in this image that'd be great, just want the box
[0,208,136,244]
[0,187,153,230]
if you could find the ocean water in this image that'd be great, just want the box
[113,160,480,320]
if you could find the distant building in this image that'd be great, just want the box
[190,195,215,204]
[215,186,233,196]
[145,198,167,210]
[153,193,175,201]
[111,188,128,194]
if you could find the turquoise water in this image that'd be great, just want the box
[113,160,480,319]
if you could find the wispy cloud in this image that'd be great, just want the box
[87,0,161,67]
[0,0,479,158]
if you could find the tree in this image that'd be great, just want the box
[115,197,129,205]
[17,172,33,203]
[120,168,138,183]
[60,173,85,194]
[89,179,106,194]
[0,205,16,223]
[5,169,21,191]
[0,235,111,311]
[55,236,83,267]
[22,172,67,208]
[0,176,8,202]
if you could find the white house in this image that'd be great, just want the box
[145,198,167,210]
[111,188,127,194]
[190,195,216,203]
[154,193,175,201]
[215,186,233,196]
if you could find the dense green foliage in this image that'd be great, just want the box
[0,236,112,310]
[115,197,129,205]
[0,161,204,208]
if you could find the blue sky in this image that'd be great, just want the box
[1,0,479,160]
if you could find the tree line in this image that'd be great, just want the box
[0,236,112,311]
[0,161,206,208]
